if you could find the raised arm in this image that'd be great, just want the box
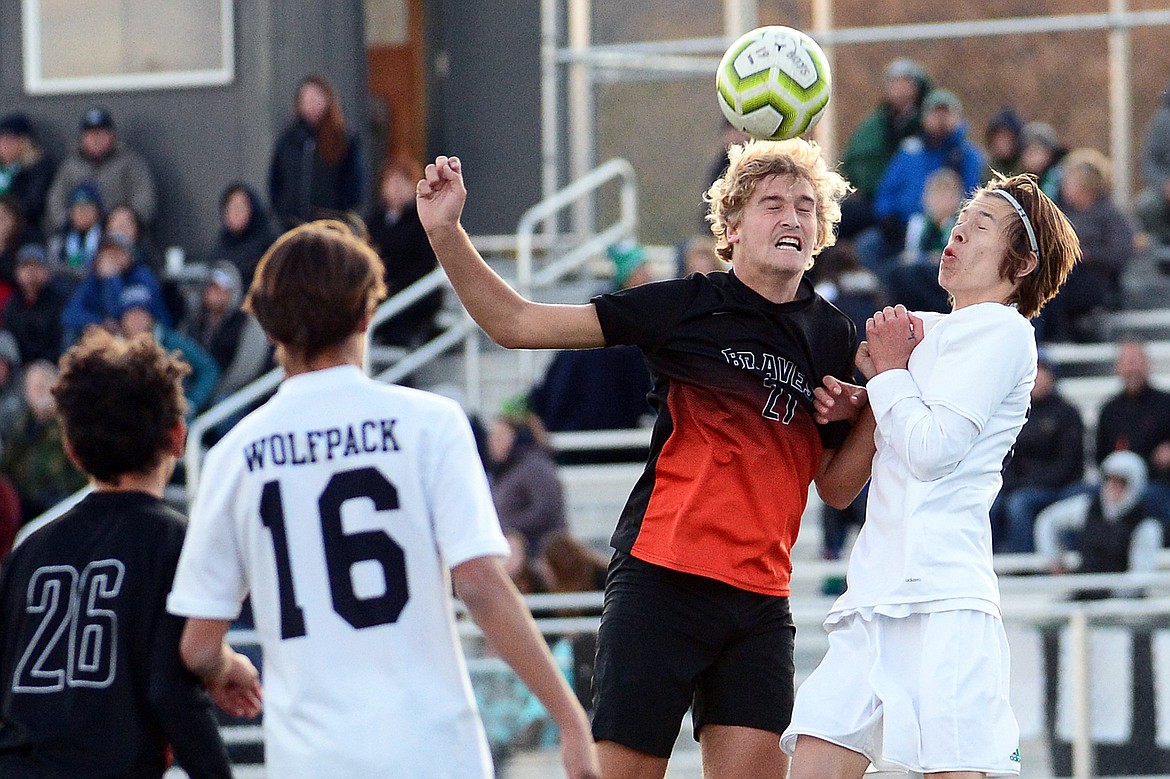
[452,555,600,779]
[416,155,605,350]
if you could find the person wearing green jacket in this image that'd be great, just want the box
[838,58,932,239]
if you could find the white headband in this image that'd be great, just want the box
[992,189,1039,261]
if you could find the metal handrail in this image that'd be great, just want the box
[515,158,637,386]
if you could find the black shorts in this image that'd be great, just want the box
[590,552,796,758]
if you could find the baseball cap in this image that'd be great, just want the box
[80,107,114,131]
[68,182,104,209]
[206,261,241,292]
[15,242,53,268]
[922,89,962,114]
[0,114,32,137]
[117,285,154,318]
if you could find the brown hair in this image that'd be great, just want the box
[704,137,850,267]
[299,74,348,166]
[541,530,608,593]
[245,220,387,358]
[973,172,1080,318]
[52,329,189,482]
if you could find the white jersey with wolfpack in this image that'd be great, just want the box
[168,365,508,779]
[829,302,1037,620]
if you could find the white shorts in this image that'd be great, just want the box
[781,608,1020,775]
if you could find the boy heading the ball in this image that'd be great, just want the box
[418,138,876,779]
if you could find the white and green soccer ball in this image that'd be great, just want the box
[716,26,832,140]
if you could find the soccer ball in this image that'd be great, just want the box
[716,26,832,141]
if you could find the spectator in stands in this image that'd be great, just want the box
[208,182,278,288]
[487,403,568,556]
[809,241,884,335]
[1018,121,1067,200]
[1133,77,1170,267]
[504,527,548,595]
[863,89,985,273]
[837,58,932,240]
[119,286,220,417]
[675,234,726,277]
[1095,340,1170,520]
[0,195,29,305]
[269,74,367,229]
[0,331,24,450]
[4,243,65,365]
[62,232,170,345]
[0,113,54,230]
[49,182,103,279]
[181,261,270,401]
[883,166,963,314]
[993,352,1085,553]
[0,360,86,522]
[368,155,444,348]
[983,106,1025,178]
[1034,450,1162,600]
[104,203,163,275]
[528,241,654,443]
[540,529,609,710]
[1039,148,1135,342]
[44,107,157,233]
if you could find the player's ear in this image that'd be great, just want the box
[1015,250,1038,280]
[61,434,86,473]
[168,420,188,458]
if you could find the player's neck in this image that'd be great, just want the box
[279,333,365,378]
[92,460,174,498]
[734,264,803,304]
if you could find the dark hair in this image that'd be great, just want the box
[245,219,387,358]
[53,329,189,482]
[298,74,348,166]
[972,173,1081,318]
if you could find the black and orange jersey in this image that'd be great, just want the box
[593,270,858,596]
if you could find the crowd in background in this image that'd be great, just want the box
[5,60,1170,579]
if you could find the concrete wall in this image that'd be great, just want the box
[0,0,371,259]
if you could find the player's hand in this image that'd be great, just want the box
[855,341,877,380]
[559,715,601,779]
[865,305,924,375]
[416,155,467,235]
[813,375,867,424]
[207,650,262,719]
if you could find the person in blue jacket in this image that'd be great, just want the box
[61,232,169,346]
[859,89,985,274]
[118,285,220,417]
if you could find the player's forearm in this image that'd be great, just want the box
[817,406,877,508]
[454,559,591,731]
[425,223,535,348]
[179,619,233,683]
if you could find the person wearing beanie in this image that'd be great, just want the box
[837,57,933,239]
[49,181,104,275]
[181,260,271,401]
[1034,449,1163,599]
[43,106,157,234]
[984,106,1026,177]
[0,113,55,229]
[1018,120,1067,199]
[606,240,652,290]
[3,243,66,365]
